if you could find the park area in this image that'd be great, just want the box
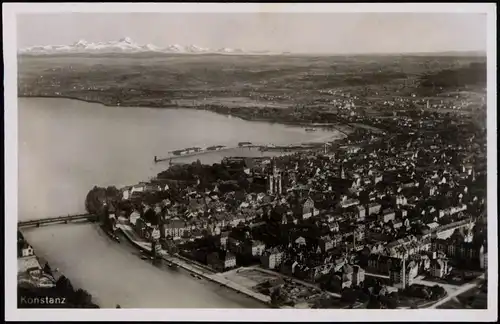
[220,267,325,308]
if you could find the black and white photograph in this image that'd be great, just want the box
[3,3,497,322]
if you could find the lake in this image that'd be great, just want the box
[18,97,341,221]
[18,97,341,308]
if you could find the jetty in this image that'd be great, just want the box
[154,143,319,163]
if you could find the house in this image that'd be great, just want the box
[219,231,230,250]
[207,251,237,272]
[298,197,319,220]
[367,203,382,216]
[294,236,307,247]
[244,240,266,257]
[367,254,399,275]
[19,242,34,258]
[395,195,408,206]
[430,258,449,278]
[261,248,285,270]
[356,205,366,221]
[164,217,187,239]
[318,235,334,253]
[378,209,396,223]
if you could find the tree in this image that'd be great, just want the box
[85,186,108,214]
[341,288,359,304]
[43,263,53,276]
[56,276,74,295]
[73,288,92,306]
[270,287,288,307]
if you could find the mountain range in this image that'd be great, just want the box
[18,37,281,56]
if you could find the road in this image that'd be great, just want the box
[365,272,390,280]
[428,274,485,309]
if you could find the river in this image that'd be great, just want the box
[18,97,341,308]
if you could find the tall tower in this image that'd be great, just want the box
[341,164,346,179]
[267,159,282,195]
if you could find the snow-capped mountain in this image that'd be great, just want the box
[18,37,282,55]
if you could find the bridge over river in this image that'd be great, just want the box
[18,213,96,228]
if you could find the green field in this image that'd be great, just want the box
[18,53,487,119]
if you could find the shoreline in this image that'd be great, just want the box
[116,223,272,308]
[18,234,101,308]
[18,94,354,135]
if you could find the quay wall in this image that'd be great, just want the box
[116,224,271,306]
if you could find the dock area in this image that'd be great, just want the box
[154,144,319,163]
[116,223,271,305]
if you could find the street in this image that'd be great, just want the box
[429,274,485,309]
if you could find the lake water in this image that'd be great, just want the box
[18,97,341,308]
[19,97,341,221]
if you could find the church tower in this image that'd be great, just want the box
[267,159,282,196]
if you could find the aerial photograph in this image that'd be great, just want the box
[10,5,493,316]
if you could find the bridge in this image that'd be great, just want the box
[18,213,96,228]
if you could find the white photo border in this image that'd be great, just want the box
[3,2,497,322]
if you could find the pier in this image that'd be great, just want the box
[153,144,318,163]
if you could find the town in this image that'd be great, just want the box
[83,105,488,309]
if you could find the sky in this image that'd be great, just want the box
[16,13,487,54]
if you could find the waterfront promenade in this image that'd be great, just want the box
[115,223,271,305]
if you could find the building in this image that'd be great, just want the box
[356,205,366,221]
[299,197,319,220]
[439,204,467,218]
[164,217,187,239]
[260,248,285,270]
[19,242,35,258]
[378,209,396,223]
[389,258,418,290]
[267,160,283,195]
[352,265,365,287]
[367,203,382,216]
[244,240,266,257]
[430,258,449,278]
[319,235,335,253]
[219,231,229,251]
[207,251,237,272]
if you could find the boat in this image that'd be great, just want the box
[305,128,317,132]
[168,263,178,269]
[170,147,204,156]
[206,145,226,151]
[100,224,121,243]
